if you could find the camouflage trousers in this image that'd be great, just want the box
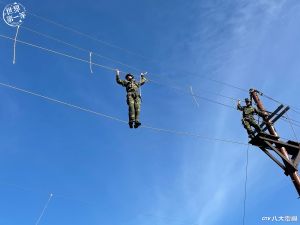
[127,92,141,123]
[242,117,261,134]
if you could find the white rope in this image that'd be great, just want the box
[0,81,247,146]
[20,26,142,73]
[190,85,200,108]
[0,34,116,72]
[24,10,148,59]
[35,193,53,225]
[89,51,93,74]
[141,124,248,146]
[13,26,20,64]
[0,81,127,124]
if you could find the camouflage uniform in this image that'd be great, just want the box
[116,74,147,126]
[237,101,263,136]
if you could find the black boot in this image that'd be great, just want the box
[129,122,134,128]
[134,121,141,128]
[248,131,255,139]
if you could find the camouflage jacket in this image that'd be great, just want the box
[116,75,147,93]
[237,103,263,119]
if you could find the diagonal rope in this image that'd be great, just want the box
[0,81,128,124]
[13,25,20,64]
[262,93,300,116]
[0,34,117,72]
[20,25,143,73]
[35,193,53,225]
[26,11,149,60]
[190,85,200,108]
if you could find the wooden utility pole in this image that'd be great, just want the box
[249,89,300,196]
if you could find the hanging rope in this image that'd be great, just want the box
[242,145,250,225]
[35,193,53,225]
[189,85,200,108]
[89,51,93,74]
[13,26,20,64]
[0,34,117,72]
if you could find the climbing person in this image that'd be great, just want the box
[116,69,147,129]
[237,98,265,138]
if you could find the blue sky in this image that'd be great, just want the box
[0,0,300,225]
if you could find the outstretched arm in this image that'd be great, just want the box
[237,100,243,111]
[138,73,147,86]
[115,69,126,86]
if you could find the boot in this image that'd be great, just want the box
[129,122,134,129]
[248,131,255,139]
[134,121,141,128]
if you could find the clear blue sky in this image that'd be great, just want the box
[0,0,299,225]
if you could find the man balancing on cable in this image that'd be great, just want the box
[237,98,266,138]
[116,69,147,129]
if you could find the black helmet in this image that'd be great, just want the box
[245,98,251,103]
[125,73,134,80]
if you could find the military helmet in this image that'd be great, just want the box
[245,98,251,103]
[125,73,134,80]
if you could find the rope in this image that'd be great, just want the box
[286,112,299,142]
[0,81,247,146]
[149,79,236,109]
[203,77,248,93]
[262,93,300,116]
[89,51,93,74]
[150,78,239,102]
[26,11,149,60]
[242,145,249,225]
[189,85,200,108]
[21,25,143,73]
[35,193,53,225]
[141,125,247,146]
[13,26,20,64]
